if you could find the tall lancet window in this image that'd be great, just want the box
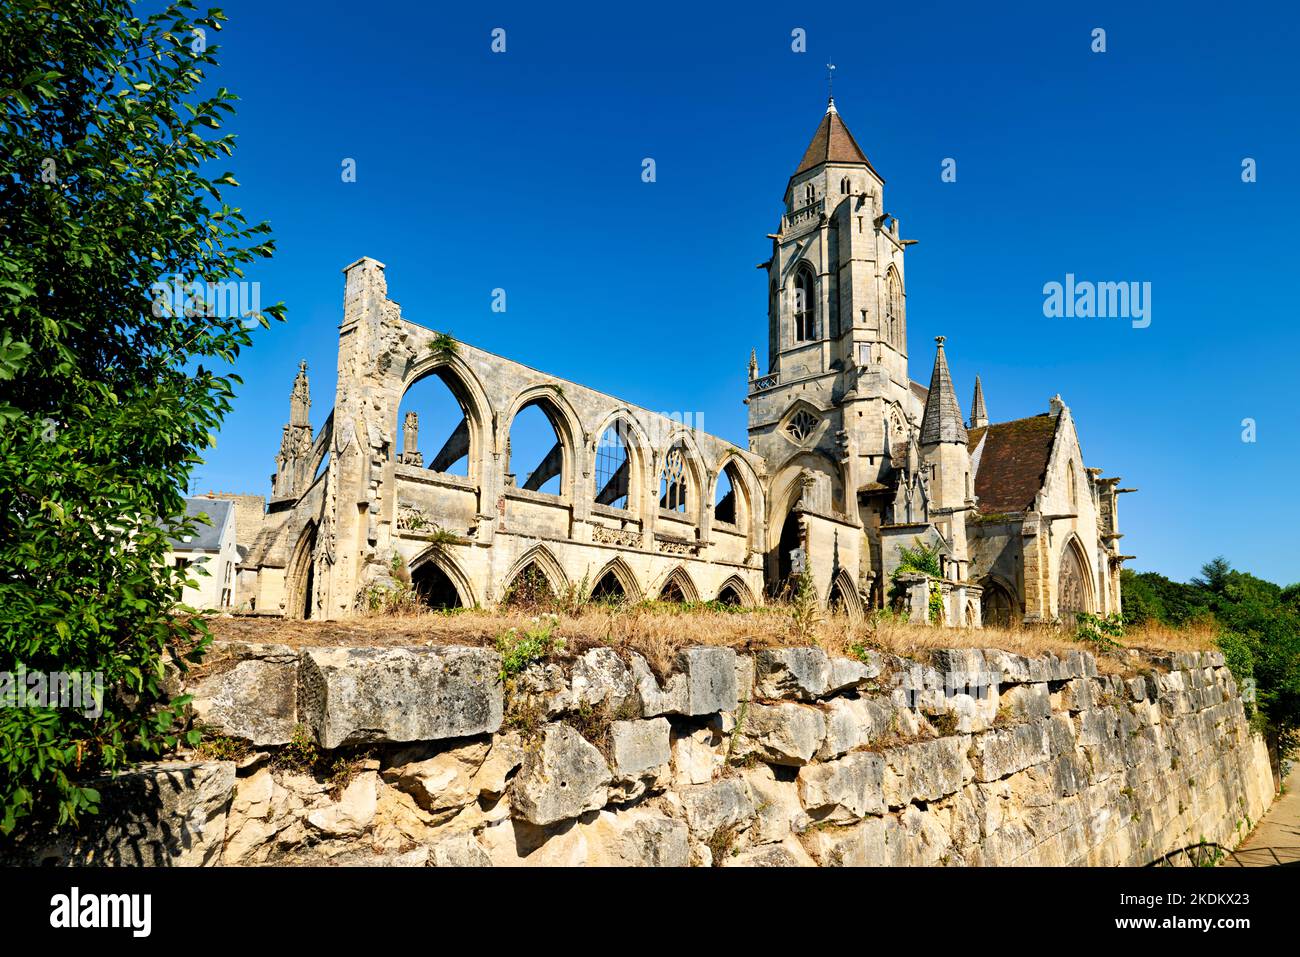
[794,266,817,342]
[886,267,903,350]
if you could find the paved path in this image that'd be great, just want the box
[1225,761,1300,867]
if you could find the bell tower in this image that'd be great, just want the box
[750,97,922,499]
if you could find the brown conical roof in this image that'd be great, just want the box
[920,337,968,446]
[792,99,881,179]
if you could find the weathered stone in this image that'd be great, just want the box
[382,740,490,813]
[739,763,808,844]
[306,771,378,837]
[679,646,739,715]
[511,723,612,826]
[734,653,756,699]
[584,809,690,866]
[570,647,637,711]
[725,838,817,867]
[1001,682,1052,722]
[629,653,687,716]
[754,647,831,700]
[883,804,951,866]
[18,761,235,866]
[511,661,573,717]
[801,817,886,866]
[190,641,299,746]
[798,751,885,822]
[970,721,1049,782]
[671,724,725,785]
[827,656,875,694]
[609,717,671,801]
[738,702,826,765]
[429,833,493,867]
[478,806,688,866]
[473,732,526,796]
[299,646,502,749]
[680,778,756,837]
[818,695,893,759]
[882,736,971,807]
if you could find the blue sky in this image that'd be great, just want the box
[190,0,1300,585]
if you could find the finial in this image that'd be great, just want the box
[935,335,946,347]
[298,359,308,374]
[826,63,837,112]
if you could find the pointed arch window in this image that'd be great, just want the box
[803,182,815,204]
[794,265,817,342]
[660,446,689,514]
[885,268,903,350]
[840,176,851,195]
[594,420,632,510]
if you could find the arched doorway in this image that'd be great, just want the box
[772,510,802,597]
[590,569,627,604]
[287,524,317,620]
[502,561,555,607]
[1057,540,1092,619]
[412,561,463,610]
[981,579,1016,627]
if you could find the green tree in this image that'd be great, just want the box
[1194,561,1300,758]
[0,0,282,835]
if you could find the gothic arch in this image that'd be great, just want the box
[499,542,569,603]
[502,387,582,499]
[1057,535,1094,619]
[793,262,817,342]
[827,569,865,622]
[408,544,477,608]
[980,575,1019,627]
[656,429,706,523]
[885,265,904,352]
[590,410,651,515]
[398,355,492,483]
[590,555,643,603]
[768,450,846,521]
[715,574,756,607]
[710,451,762,539]
[286,521,317,620]
[656,565,700,604]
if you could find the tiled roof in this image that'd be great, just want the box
[792,101,881,179]
[968,414,1060,514]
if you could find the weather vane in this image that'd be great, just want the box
[827,63,836,100]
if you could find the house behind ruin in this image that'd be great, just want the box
[236,99,1129,625]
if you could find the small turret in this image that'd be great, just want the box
[970,375,988,430]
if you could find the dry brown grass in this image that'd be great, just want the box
[209,600,1216,678]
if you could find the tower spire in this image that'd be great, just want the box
[920,336,968,445]
[970,375,988,430]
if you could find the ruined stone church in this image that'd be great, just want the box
[235,98,1129,626]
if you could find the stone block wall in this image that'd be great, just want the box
[19,640,1275,867]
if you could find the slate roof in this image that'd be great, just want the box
[968,414,1061,515]
[168,497,233,552]
[919,338,968,445]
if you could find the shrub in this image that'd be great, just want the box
[0,1,283,835]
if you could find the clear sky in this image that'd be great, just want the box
[187,0,1300,586]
